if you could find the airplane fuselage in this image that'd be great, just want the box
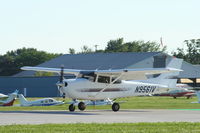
[61,78,168,100]
[18,94,64,106]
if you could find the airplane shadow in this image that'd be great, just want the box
[0,109,151,115]
[118,109,151,113]
[0,110,98,115]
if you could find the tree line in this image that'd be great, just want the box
[69,38,166,54]
[172,39,200,64]
[0,48,60,76]
[71,38,200,65]
[0,38,199,76]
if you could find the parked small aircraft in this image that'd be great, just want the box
[191,91,200,103]
[154,88,195,99]
[0,90,18,106]
[21,58,183,112]
[0,93,8,100]
[18,94,64,106]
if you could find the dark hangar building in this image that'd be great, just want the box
[0,52,200,97]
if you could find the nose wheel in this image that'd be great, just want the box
[69,104,75,112]
[112,102,120,112]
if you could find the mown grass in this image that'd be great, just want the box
[0,96,200,111]
[0,122,200,133]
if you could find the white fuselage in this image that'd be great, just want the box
[18,94,64,106]
[22,98,64,106]
[61,78,168,100]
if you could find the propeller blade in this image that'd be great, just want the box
[62,93,66,98]
[57,65,66,99]
[60,65,64,83]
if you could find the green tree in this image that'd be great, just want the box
[34,71,55,77]
[69,48,75,54]
[173,48,186,60]
[80,45,93,53]
[104,38,166,52]
[0,47,60,76]
[173,39,200,64]
[105,38,124,52]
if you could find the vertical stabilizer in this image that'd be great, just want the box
[0,90,18,106]
[158,58,183,79]
[146,58,183,88]
[18,94,29,106]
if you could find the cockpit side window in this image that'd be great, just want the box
[98,76,110,83]
[112,78,122,84]
[49,99,53,102]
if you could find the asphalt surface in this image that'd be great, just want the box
[0,109,200,125]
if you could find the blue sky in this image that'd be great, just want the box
[0,0,199,54]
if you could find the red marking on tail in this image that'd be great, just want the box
[3,99,15,106]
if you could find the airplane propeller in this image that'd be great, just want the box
[56,65,66,98]
[60,65,64,83]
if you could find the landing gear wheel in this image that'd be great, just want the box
[78,102,86,111]
[69,104,75,112]
[112,103,120,112]
[186,96,191,99]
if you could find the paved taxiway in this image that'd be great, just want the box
[0,109,200,125]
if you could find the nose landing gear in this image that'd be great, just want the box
[69,104,75,112]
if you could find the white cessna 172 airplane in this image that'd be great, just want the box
[21,58,183,112]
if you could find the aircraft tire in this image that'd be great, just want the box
[69,104,75,112]
[112,103,120,112]
[78,102,86,111]
[186,96,191,99]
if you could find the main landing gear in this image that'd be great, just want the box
[69,102,86,112]
[112,102,120,112]
[78,102,86,111]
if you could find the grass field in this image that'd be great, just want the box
[1,97,200,132]
[0,96,200,111]
[1,123,200,133]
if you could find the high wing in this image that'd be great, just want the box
[21,66,82,76]
[21,66,181,80]
[94,67,181,80]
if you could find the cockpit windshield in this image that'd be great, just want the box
[112,78,122,84]
[79,74,96,82]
